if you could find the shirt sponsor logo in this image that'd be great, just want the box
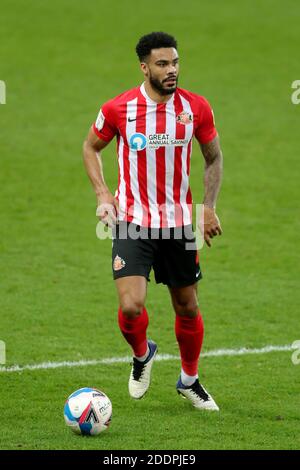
[129,133,189,150]
[129,133,147,151]
[149,133,169,147]
[176,111,193,125]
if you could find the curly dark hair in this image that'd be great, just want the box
[136,32,177,62]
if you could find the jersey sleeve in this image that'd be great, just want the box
[194,97,218,145]
[92,100,118,142]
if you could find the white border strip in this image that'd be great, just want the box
[0,344,293,373]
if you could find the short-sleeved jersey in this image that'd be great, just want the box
[93,83,217,228]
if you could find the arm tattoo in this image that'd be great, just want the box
[200,136,223,208]
[200,136,221,165]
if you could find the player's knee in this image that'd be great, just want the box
[120,298,144,319]
[174,299,199,317]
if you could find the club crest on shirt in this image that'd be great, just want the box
[113,255,126,271]
[176,111,193,125]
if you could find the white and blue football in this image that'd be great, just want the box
[64,387,112,436]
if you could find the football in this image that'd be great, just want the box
[64,387,112,436]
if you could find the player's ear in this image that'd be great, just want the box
[140,62,148,77]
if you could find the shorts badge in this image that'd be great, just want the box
[113,255,126,271]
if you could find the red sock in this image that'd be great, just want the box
[175,310,204,376]
[118,307,149,357]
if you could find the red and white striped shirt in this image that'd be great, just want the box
[92,83,217,228]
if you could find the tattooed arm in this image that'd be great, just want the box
[200,135,223,247]
[201,135,223,209]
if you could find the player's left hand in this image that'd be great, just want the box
[201,205,222,247]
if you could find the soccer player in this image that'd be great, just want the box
[83,32,223,411]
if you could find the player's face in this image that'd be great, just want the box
[142,48,179,96]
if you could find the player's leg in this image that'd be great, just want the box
[116,275,149,359]
[154,227,203,384]
[169,282,202,384]
[169,284,219,411]
[112,223,158,399]
[116,276,158,399]
[153,225,219,410]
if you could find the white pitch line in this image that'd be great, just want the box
[0,344,294,373]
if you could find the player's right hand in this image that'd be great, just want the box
[96,192,119,228]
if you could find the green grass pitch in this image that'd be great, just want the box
[0,0,299,450]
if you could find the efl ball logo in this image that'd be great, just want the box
[129,133,147,151]
[64,387,112,436]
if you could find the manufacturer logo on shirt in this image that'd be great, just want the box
[176,111,193,125]
[129,133,189,150]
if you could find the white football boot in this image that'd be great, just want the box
[176,377,219,411]
[128,340,158,399]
